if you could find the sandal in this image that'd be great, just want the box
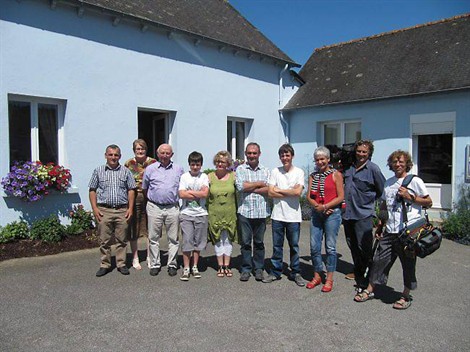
[321,279,333,293]
[393,296,412,310]
[354,289,375,302]
[224,267,233,277]
[306,277,322,289]
[217,266,225,278]
[132,258,142,270]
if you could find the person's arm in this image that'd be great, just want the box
[374,200,387,239]
[275,184,303,197]
[374,168,386,199]
[125,189,135,222]
[268,184,284,198]
[89,189,102,223]
[398,186,432,208]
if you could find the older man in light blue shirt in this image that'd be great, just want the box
[143,144,184,277]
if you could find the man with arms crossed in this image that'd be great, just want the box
[263,144,306,287]
[236,143,270,282]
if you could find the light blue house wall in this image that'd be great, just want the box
[285,90,470,211]
[0,0,296,225]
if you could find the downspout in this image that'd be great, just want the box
[279,64,289,143]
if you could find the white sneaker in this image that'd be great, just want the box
[192,266,202,279]
[180,268,190,281]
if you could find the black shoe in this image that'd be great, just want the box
[117,266,130,275]
[149,267,161,276]
[168,267,178,276]
[255,269,264,281]
[240,272,251,282]
[96,267,110,277]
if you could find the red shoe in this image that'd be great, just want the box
[321,279,333,292]
[306,277,322,289]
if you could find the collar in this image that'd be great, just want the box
[245,163,261,171]
[158,161,173,170]
[105,164,121,170]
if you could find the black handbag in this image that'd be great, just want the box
[397,175,442,258]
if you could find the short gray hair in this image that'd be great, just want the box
[313,146,330,159]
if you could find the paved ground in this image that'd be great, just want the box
[1,223,469,352]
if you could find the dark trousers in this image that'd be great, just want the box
[369,231,417,290]
[238,214,266,273]
[343,217,373,288]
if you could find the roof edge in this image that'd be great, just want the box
[61,0,299,66]
[282,86,470,111]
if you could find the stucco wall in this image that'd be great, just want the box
[285,90,470,208]
[0,0,295,225]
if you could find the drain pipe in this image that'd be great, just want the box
[279,63,289,143]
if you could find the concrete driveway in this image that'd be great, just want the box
[1,223,469,352]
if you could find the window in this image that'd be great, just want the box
[8,96,64,166]
[322,120,361,147]
[417,134,452,184]
[227,118,250,160]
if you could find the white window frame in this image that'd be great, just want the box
[320,119,361,146]
[227,117,251,160]
[8,94,65,165]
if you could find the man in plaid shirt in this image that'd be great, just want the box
[89,144,136,277]
[235,143,270,282]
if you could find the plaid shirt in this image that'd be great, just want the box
[88,164,136,206]
[235,163,270,218]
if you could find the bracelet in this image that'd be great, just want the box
[410,194,416,202]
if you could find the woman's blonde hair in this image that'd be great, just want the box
[213,150,233,167]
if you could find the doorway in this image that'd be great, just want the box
[138,110,168,159]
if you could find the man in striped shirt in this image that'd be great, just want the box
[89,144,136,277]
[236,143,270,282]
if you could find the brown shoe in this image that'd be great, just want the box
[345,272,355,280]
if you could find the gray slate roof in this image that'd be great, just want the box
[284,14,470,110]
[73,0,296,65]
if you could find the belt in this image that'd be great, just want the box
[98,204,128,209]
[148,200,177,207]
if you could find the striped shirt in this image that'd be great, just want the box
[88,164,137,206]
[235,163,270,218]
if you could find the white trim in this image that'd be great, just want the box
[320,119,361,146]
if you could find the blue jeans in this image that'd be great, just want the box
[238,215,266,273]
[310,208,342,273]
[270,220,301,278]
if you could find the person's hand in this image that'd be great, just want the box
[374,225,384,240]
[92,208,103,223]
[397,186,413,202]
[125,209,133,223]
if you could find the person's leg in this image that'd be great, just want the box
[192,215,207,271]
[146,202,164,269]
[285,221,301,277]
[130,192,145,269]
[252,218,266,272]
[238,214,254,274]
[353,217,374,287]
[309,212,324,277]
[269,220,285,278]
[322,209,342,291]
[343,219,357,280]
[180,214,194,269]
[165,205,180,269]
[222,231,233,275]
[114,209,130,269]
[97,207,113,269]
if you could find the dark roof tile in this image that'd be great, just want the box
[284,14,470,109]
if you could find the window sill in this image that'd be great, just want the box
[2,186,80,198]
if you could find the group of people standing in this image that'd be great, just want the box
[89,138,431,310]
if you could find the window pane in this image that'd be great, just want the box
[324,124,340,146]
[227,121,232,155]
[345,122,361,144]
[235,121,245,160]
[418,134,452,184]
[38,103,58,164]
[9,101,31,164]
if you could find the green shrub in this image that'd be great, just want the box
[0,220,29,243]
[441,185,470,245]
[67,204,94,235]
[30,215,65,243]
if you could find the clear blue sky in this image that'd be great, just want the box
[229,0,470,65]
